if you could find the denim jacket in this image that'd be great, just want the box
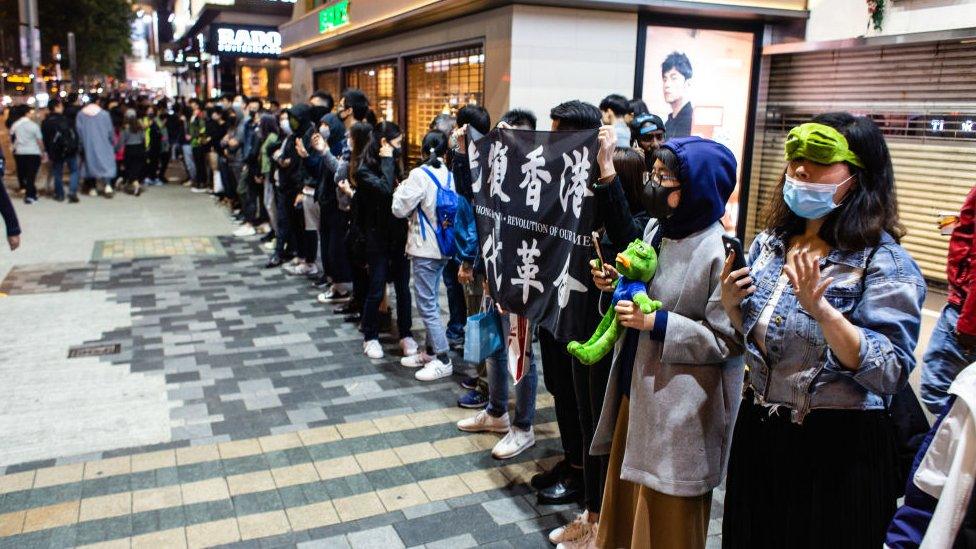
[742,230,926,423]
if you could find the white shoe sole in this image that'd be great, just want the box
[491,439,535,460]
[457,422,510,434]
[415,369,452,382]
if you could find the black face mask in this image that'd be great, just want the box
[641,181,681,219]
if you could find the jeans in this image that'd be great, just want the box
[411,256,450,355]
[921,304,976,414]
[180,144,196,182]
[362,242,412,342]
[443,259,467,342]
[51,155,80,198]
[486,313,538,430]
[264,180,277,234]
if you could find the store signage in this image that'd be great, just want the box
[318,0,350,34]
[210,24,281,58]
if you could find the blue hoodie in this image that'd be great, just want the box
[659,136,736,240]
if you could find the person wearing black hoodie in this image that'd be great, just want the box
[42,99,80,202]
[267,105,316,269]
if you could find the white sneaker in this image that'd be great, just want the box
[88,188,98,197]
[103,185,114,196]
[190,187,209,193]
[550,511,596,545]
[234,224,257,237]
[318,286,351,302]
[363,340,384,359]
[491,426,535,459]
[256,223,271,234]
[261,240,276,252]
[457,409,510,433]
[284,262,314,276]
[305,264,321,278]
[399,337,418,357]
[415,358,453,381]
[400,353,433,369]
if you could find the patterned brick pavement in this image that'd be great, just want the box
[0,189,725,548]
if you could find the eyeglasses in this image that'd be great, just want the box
[649,171,679,186]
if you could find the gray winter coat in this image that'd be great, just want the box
[591,220,744,497]
[76,104,117,179]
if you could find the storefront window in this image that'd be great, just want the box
[314,69,340,100]
[406,47,485,163]
[344,62,397,123]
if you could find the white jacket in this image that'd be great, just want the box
[391,160,453,260]
[917,364,976,548]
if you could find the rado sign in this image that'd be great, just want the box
[210,24,281,58]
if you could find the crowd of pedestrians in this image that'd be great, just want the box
[1,83,974,548]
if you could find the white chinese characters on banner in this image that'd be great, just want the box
[519,145,551,212]
[511,239,544,303]
[488,141,511,202]
[468,139,482,193]
[559,147,593,219]
[554,255,587,309]
[482,231,503,289]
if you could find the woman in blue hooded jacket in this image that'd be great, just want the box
[588,134,743,549]
[720,113,926,548]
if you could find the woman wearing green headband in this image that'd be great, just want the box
[718,113,927,547]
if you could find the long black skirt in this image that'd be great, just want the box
[722,392,900,549]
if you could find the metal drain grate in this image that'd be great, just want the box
[68,344,121,359]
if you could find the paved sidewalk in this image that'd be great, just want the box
[0,184,943,548]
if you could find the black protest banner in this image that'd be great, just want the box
[469,127,598,342]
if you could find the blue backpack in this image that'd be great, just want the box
[417,166,459,257]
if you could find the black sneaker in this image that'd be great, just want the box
[312,277,330,289]
[448,337,465,352]
[260,232,275,243]
[68,194,79,203]
[264,256,284,268]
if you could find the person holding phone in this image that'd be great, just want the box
[589,136,742,549]
[355,121,417,361]
[719,114,926,548]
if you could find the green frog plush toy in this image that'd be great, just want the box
[567,239,662,365]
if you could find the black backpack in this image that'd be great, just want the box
[52,124,79,157]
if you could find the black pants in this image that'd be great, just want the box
[537,327,584,468]
[157,147,171,181]
[274,186,298,259]
[571,290,613,513]
[324,205,353,284]
[443,259,467,342]
[14,154,40,199]
[123,144,146,184]
[191,146,206,187]
[362,240,412,341]
[571,354,611,512]
[145,147,160,181]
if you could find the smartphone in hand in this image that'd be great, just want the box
[722,235,746,272]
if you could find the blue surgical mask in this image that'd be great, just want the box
[782,174,853,219]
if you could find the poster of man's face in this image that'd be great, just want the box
[642,26,756,232]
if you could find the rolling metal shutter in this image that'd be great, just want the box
[746,40,976,283]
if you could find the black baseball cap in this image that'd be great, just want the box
[633,114,665,137]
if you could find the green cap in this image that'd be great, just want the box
[784,122,865,169]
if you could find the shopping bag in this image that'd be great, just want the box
[463,305,503,364]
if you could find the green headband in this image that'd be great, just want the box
[784,122,865,169]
